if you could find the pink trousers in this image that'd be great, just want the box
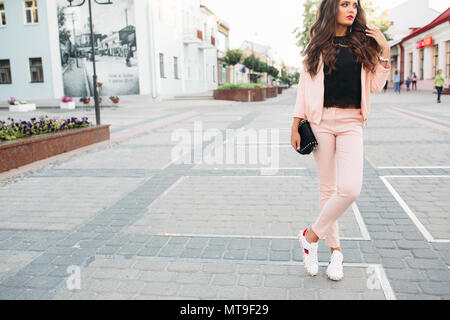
[309,107,364,248]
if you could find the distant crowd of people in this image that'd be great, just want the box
[383,69,446,103]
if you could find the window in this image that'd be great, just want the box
[446,41,450,78]
[0,59,11,84]
[432,45,439,77]
[174,56,179,79]
[0,2,6,26]
[419,48,424,80]
[409,53,413,77]
[29,58,43,82]
[159,53,165,78]
[24,0,38,24]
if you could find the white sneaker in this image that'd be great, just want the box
[299,228,319,276]
[326,250,344,281]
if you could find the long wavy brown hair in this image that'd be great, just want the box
[303,0,380,77]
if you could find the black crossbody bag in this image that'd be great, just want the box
[297,119,318,155]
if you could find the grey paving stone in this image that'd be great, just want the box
[158,245,185,257]
[390,281,421,294]
[0,287,24,299]
[385,269,427,281]
[17,288,49,300]
[247,287,287,300]
[201,246,225,259]
[380,257,406,269]
[406,258,447,270]
[26,276,65,289]
[264,275,303,288]
[223,249,247,260]
[136,246,160,257]
[419,282,450,296]
[175,273,212,285]
[178,284,219,299]
[211,274,237,286]
[426,269,450,282]
[246,247,269,261]
[185,238,209,249]
[1,275,33,287]
[228,239,251,250]
[217,286,247,299]
[166,262,202,273]
[412,249,439,259]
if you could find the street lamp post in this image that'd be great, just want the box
[66,0,113,126]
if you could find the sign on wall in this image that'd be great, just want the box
[416,36,433,49]
[57,0,139,97]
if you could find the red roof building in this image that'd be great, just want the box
[389,8,450,91]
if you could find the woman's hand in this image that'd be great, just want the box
[291,123,301,152]
[365,23,389,52]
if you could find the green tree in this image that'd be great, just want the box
[293,0,320,54]
[243,55,260,74]
[256,61,268,73]
[268,66,280,78]
[57,6,71,44]
[362,0,393,41]
[223,49,244,83]
[294,0,392,53]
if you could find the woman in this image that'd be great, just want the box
[291,0,390,281]
[434,69,446,103]
[412,72,418,91]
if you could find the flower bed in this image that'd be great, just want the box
[0,117,110,173]
[0,116,90,142]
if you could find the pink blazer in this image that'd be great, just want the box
[293,55,391,126]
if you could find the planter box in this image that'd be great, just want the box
[213,88,266,102]
[265,87,278,98]
[277,86,283,94]
[0,125,110,173]
[60,101,76,110]
[9,103,36,112]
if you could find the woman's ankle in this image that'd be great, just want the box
[306,229,319,243]
[330,247,342,253]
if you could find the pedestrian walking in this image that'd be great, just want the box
[405,76,411,91]
[412,72,418,91]
[434,69,446,103]
[291,0,390,281]
[394,70,401,94]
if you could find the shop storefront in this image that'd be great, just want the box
[390,8,449,91]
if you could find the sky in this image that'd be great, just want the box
[202,0,450,68]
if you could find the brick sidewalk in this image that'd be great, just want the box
[0,89,449,299]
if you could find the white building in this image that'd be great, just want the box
[238,40,284,84]
[390,8,450,91]
[0,0,222,102]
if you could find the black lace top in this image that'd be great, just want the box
[323,35,362,109]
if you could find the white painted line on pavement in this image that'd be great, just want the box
[157,233,368,241]
[377,167,450,169]
[365,156,378,169]
[352,202,371,241]
[99,254,396,300]
[380,175,450,243]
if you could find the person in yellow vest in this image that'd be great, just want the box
[434,69,446,103]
